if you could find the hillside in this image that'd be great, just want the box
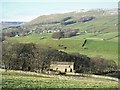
[23,9,118,33]
[0,21,25,28]
[1,9,119,89]
[25,9,118,27]
[3,8,118,63]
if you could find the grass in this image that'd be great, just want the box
[26,9,117,32]
[4,9,118,64]
[8,32,118,63]
[2,9,119,90]
[1,69,119,89]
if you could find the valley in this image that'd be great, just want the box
[1,8,119,89]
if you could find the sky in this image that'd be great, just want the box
[0,0,119,22]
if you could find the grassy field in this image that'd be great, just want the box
[26,9,118,32]
[4,9,118,63]
[8,32,118,63]
[2,9,119,89]
[2,69,119,89]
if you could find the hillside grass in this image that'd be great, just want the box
[65,15,117,32]
[31,15,117,34]
[8,32,118,63]
[2,69,119,89]
[5,10,118,63]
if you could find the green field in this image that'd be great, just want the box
[8,32,118,63]
[2,69,119,89]
[2,9,119,89]
[4,9,118,64]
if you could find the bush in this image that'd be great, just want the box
[61,21,76,25]
[64,31,77,38]
[90,57,117,74]
[79,16,95,22]
[62,17,72,21]
[2,41,118,75]
[2,41,91,73]
[52,30,78,39]
[52,32,64,39]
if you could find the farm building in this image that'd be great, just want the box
[50,61,74,73]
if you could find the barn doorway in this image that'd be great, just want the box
[65,69,67,72]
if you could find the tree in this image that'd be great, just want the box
[3,41,118,75]
[62,17,72,21]
[52,32,64,39]
[90,57,117,74]
[61,21,76,25]
[79,16,95,22]
[64,31,77,38]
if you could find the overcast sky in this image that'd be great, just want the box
[0,0,119,22]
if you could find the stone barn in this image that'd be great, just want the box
[50,62,74,73]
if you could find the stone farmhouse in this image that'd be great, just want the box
[50,61,74,73]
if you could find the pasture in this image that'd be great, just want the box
[8,32,118,63]
[2,9,119,89]
[1,69,119,89]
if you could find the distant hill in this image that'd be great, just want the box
[24,8,118,26]
[21,8,118,34]
[3,8,118,34]
[0,21,26,28]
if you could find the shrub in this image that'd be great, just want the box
[64,31,77,38]
[62,17,72,21]
[61,21,76,25]
[90,57,117,74]
[52,32,64,39]
[2,41,91,73]
[79,16,95,22]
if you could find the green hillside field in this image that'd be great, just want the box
[2,69,119,89]
[8,32,118,64]
[9,9,117,64]
[2,9,119,89]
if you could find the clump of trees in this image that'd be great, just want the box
[60,17,76,25]
[61,21,76,25]
[2,41,91,73]
[61,17,72,21]
[52,29,79,39]
[90,57,118,74]
[52,32,64,39]
[64,31,77,38]
[2,41,119,76]
[79,16,95,22]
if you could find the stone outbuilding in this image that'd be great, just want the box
[50,61,74,73]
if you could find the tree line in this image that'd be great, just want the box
[2,41,119,76]
[52,30,79,39]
